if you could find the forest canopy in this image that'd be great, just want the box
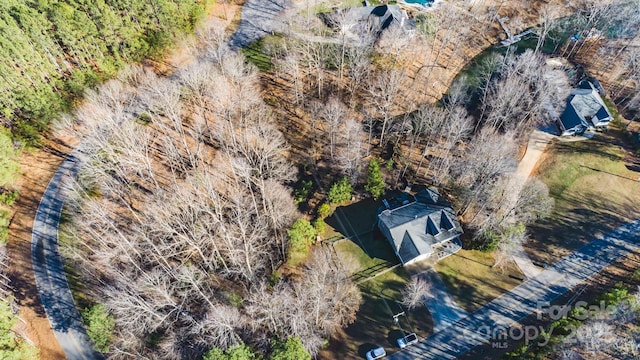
[0,0,208,144]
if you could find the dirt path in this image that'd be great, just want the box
[511,130,599,278]
[510,130,556,278]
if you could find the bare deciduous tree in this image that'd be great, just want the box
[247,248,361,355]
[367,68,404,147]
[480,50,556,139]
[335,118,365,183]
[401,277,431,310]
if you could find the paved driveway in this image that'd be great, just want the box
[228,0,289,49]
[389,219,640,359]
[415,269,468,332]
[32,151,103,360]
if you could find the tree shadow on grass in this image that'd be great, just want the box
[436,271,481,312]
[327,197,399,264]
[526,189,640,266]
[552,135,624,162]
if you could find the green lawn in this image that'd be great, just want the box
[326,197,399,278]
[526,133,640,265]
[333,237,398,280]
[320,197,430,360]
[435,249,523,312]
[241,35,283,72]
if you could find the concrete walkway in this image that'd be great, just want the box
[415,269,468,332]
[511,240,541,279]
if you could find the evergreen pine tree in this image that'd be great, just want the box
[365,159,385,200]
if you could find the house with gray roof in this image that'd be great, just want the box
[321,4,411,43]
[377,188,463,266]
[558,80,612,136]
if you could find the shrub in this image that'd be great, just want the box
[327,177,352,205]
[287,219,317,265]
[204,348,225,360]
[0,190,19,206]
[312,218,326,234]
[288,219,316,250]
[294,180,313,205]
[317,203,332,219]
[0,299,37,358]
[224,292,243,308]
[505,344,529,359]
[598,283,629,306]
[269,270,281,287]
[81,304,115,353]
[225,344,256,360]
[205,343,256,360]
[269,337,310,360]
[385,158,394,171]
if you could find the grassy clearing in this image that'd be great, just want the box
[241,35,282,71]
[326,197,399,278]
[434,249,523,312]
[526,134,640,265]
[333,235,397,275]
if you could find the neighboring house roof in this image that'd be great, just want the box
[371,4,388,16]
[559,103,588,134]
[332,4,410,39]
[558,80,612,134]
[367,4,407,32]
[378,189,463,265]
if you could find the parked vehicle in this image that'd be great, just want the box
[366,346,386,360]
[397,333,419,348]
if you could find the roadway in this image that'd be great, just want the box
[31,151,103,360]
[389,219,640,359]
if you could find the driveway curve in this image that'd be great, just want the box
[389,219,640,359]
[31,150,103,360]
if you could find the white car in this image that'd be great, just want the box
[365,346,386,360]
[397,333,419,348]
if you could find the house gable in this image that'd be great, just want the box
[378,189,463,265]
[559,80,612,134]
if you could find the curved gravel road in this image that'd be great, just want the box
[32,151,103,360]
